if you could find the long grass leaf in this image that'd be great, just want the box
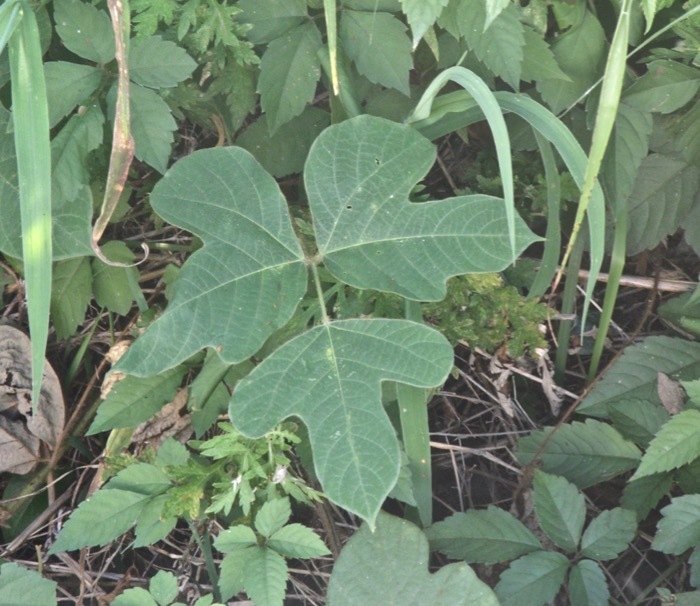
[0,0,21,56]
[9,3,52,407]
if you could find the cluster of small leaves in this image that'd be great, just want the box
[110,570,222,606]
[427,470,637,606]
[214,497,330,604]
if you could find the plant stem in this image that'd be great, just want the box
[310,262,330,324]
[189,521,222,603]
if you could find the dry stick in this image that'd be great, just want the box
[91,0,144,268]
[512,270,661,511]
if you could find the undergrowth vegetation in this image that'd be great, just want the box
[1,0,700,604]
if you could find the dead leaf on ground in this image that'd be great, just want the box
[657,372,685,415]
[0,325,64,474]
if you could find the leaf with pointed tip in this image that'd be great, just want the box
[495,551,569,606]
[229,319,453,526]
[117,147,307,377]
[327,512,499,606]
[653,495,700,555]
[306,115,539,301]
[533,470,585,552]
[569,559,609,606]
[580,508,636,561]
[399,0,449,48]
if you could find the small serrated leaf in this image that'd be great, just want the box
[399,0,449,48]
[495,551,569,606]
[53,0,114,64]
[255,498,292,538]
[214,526,258,554]
[268,524,331,558]
[632,410,700,480]
[149,571,178,606]
[580,508,637,561]
[621,472,673,521]
[0,563,57,606]
[568,559,609,606]
[624,60,700,114]
[44,62,102,128]
[218,550,248,600]
[128,36,196,89]
[517,419,641,489]
[112,587,157,606]
[533,470,585,552]
[237,0,308,45]
[608,397,669,448]
[128,84,177,174]
[242,547,288,606]
[92,241,139,316]
[652,495,700,555]
[426,506,542,563]
[327,512,499,605]
[51,257,92,339]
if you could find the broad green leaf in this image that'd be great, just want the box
[520,27,570,83]
[579,336,700,417]
[624,60,700,114]
[92,241,139,316]
[516,419,641,489]
[51,185,94,259]
[608,397,669,448]
[237,107,330,178]
[327,512,499,606]
[340,10,412,94]
[87,365,188,434]
[215,526,258,555]
[632,410,700,480]
[0,563,57,606]
[533,470,585,552]
[43,62,102,128]
[580,508,636,560]
[258,21,322,133]
[237,0,308,45]
[49,489,155,552]
[652,495,700,554]
[229,319,453,526]
[128,84,177,174]
[621,472,673,521]
[568,559,609,606]
[399,0,449,48]
[458,2,524,89]
[51,257,92,339]
[268,524,331,558]
[128,36,196,88]
[111,588,157,606]
[600,103,652,212]
[51,105,105,203]
[426,505,542,563]
[494,551,569,606]
[116,146,307,377]
[53,0,115,64]
[484,0,511,29]
[148,571,178,606]
[537,10,606,114]
[242,547,288,606]
[625,153,699,255]
[255,498,292,538]
[306,115,539,301]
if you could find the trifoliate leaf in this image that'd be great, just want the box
[652,495,700,555]
[632,410,700,480]
[229,319,453,527]
[533,470,585,552]
[580,508,637,560]
[53,0,114,64]
[255,498,292,538]
[258,21,322,133]
[495,551,569,606]
[128,36,196,89]
[327,512,499,606]
[517,420,641,489]
[568,559,610,606]
[426,506,542,563]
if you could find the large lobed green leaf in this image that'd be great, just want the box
[327,512,499,606]
[306,115,539,301]
[117,146,308,377]
[229,319,453,526]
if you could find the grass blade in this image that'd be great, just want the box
[9,2,52,408]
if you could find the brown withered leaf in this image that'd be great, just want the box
[657,372,685,415]
[0,325,65,474]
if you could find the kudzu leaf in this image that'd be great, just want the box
[632,410,700,480]
[579,336,700,417]
[258,21,322,133]
[237,0,308,45]
[116,146,307,377]
[340,10,412,94]
[533,470,585,552]
[495,551,569,606]
[306,115,539,301]
[128,36,196,89]
[426,506,541,563]
[625,154,699,255]
[399,0,449,48]
[580,508,636,560]
[229,319,453,526]
[0,563,57,606]
[327,512,499,606]
[652,495,700,554]
[53,0,114,64]
[568,559,609,606]
[516,419,641,489]
[43,62,102,128]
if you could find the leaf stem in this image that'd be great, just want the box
[189,521,222,603]
[310,262,330,324]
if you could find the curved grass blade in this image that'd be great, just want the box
[0,0,21,56]
[9,2,52,407]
